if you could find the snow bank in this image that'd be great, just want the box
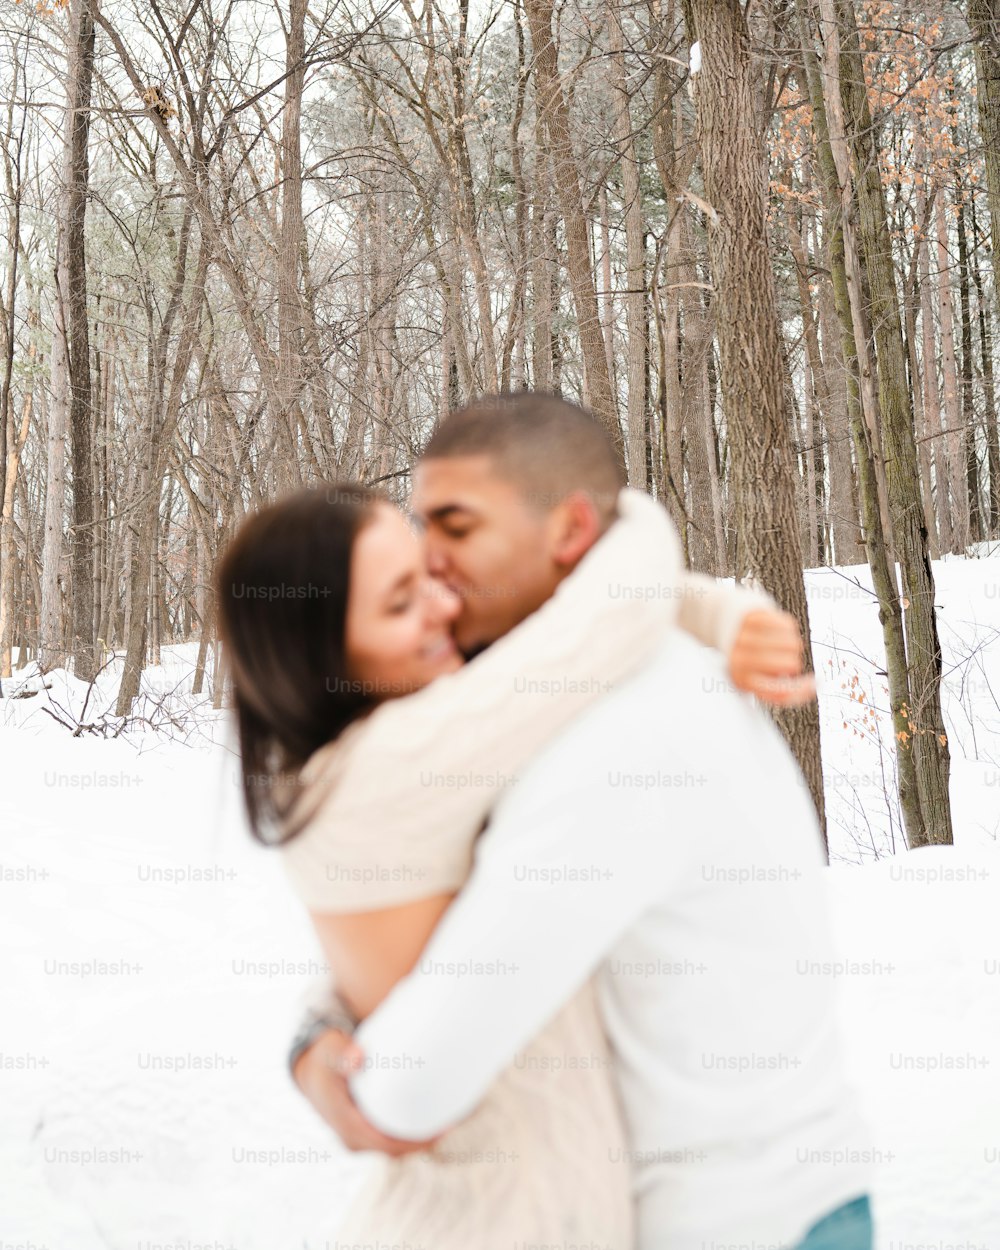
[2,558,998,1246]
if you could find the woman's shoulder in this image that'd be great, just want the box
[279,716,476,912]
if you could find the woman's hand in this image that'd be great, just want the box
[292,1026,437,1157]
[728,609,817,707]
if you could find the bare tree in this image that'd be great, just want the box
[685,0,827,837]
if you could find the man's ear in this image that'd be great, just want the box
[547,491,603,570]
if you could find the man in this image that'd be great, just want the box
[290,394,872,1249]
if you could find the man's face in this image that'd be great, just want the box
[412,456,566,655]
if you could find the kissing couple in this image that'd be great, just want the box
[216,392,873,1249]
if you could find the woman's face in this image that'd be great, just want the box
[345,503,464,699]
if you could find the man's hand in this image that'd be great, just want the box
[292,1028,436,1157]
[728,608,817,707]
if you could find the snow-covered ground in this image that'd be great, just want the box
[1,557,998,1248]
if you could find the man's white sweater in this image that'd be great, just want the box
[352,633,871,1249]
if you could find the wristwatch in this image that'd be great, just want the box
[287,1006,357,1083]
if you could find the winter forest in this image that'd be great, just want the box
[3,0,1000,1243]
[3,0,1000,855]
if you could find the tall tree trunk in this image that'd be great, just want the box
[448,0,499,392]
[970,193,1000,532]
[0,362,33,679]
[680,215,720,573]
[530,124,555,393]
[800,348,821,567]
[40,263,68,670]
[609,0,649,487]
[598,183,617,392]
[503,1,531,392]
[787,212,861,563]
[968,0,1000,531]
[936,194,969,551]
[276,0,308,493]
[0,104,26,681]
[649,35,693,542]
[825,0,953,845]
[64,0,97,683]
[801,1,925,847]
[686,0,827,840]
[651,227,687,539]
[902,260,938,559]
[115,221,205,715]
[955,190,983,541]
[915,177,946,554]
[524,0,625,469]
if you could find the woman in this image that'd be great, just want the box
[216,482,774,1247]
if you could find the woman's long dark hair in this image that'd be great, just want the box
[214,482,381,844]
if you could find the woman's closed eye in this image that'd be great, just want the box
[384,570,418,615]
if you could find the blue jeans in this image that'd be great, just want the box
[795,1196,873,1250]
